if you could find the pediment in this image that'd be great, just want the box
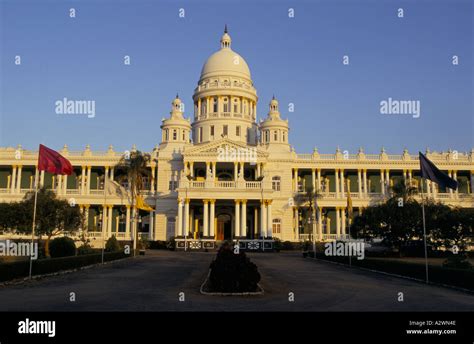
[183,138,268,159]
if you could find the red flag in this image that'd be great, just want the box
[37,144,73,175]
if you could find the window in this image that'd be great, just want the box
[199,127,203,142]
[172,130,177,141]
[213,97,218,113]
[233,99,239,113]
[201,101,207,115]
[274,131,278,141]
[223,125,228,136]
[282,131,286,142]
[223,98,229,112]
[236,126,241,136]
[272,219,281,234]
[167,217,176,237]
[182,130,186,141]
[272,176,281,191]
[266,130,270,143]
[164,129,169,141]
[243,101,247,114]
[210,125,214,137]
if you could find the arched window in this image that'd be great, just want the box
[165,129,169,141]
[282,131,286,142]
[274,130,278,141]
[272,176,281,191]
[272,219,281,234]
[266,130,270,143]
[233,99,239,113]
[172,129,177,141]
[223,97,229,112]
[201,101,207,115]
[213,97,218,113]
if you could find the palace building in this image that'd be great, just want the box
[1,28,473,250]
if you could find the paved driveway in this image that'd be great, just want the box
[0,250,473,311]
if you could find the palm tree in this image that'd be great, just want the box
[390,179,418,202]
[115,149,151,254]
[294,186,322,244]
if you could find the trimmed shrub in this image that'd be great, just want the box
[105,236,121,252]
[208,242,261,293]
[77,244,96,256]
[443,254,472,269]
[49,237,76,258]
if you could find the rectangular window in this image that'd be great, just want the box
[199,127,203,142]
[236,126,240,136]
[169,180,177,191]
[272,219,281,234]
[210,125,214,136]
[223,125,228,136]
[172,130,177,140]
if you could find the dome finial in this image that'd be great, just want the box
[224,24,228,33]
[176,93,179,99]
[220,26,231,49]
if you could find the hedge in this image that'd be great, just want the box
[314,254,474,291]
[0,250,133,283]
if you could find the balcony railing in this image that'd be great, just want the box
[184,180,267,190]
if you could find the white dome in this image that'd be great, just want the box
[200,30,251,80]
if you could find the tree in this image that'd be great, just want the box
[21,188,82,257]
[115,150,151,252]
[294,186,322,242]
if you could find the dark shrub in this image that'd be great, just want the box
[166,237,176,251]
[105,236,121,252]
[273,238,281,252]
[282,241,294,250]
[49,237,76,258]
[77,243,95,255]
[208,242,261,293]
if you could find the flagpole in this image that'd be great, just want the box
[28,169,39,279]
[420,178,429,283]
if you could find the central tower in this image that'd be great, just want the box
[192,27,259,145]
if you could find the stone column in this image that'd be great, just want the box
[234,162,238,181]
[10,166,17,193]
[452,171,458,198]
[266,200,272,238]
[203,200,209,237]
[380,170,385,195]
[40,170,45,188]
[260,200,267,238]
[107,206,113,237]
[357,169,362,197]
[340,170,345,198]
[177,199,183,236]
[385,170,390,194]
[62,173,68,194]
[317,207,323,240]
[16,166,22,193]
[235,200,240,238]
[293,169,298,192]
[363,169,368,195]
[102,205,108,239]
[209,200,215,238]
[341,208,346,236]
[335,169,340,197]
[241,200,247,238]
[86,166,91,195]
[184,199,190,237]
[336,208,341,236]
[311,169,316,192]
[317,169,321,192]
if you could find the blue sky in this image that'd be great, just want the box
[0,0,472,154]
